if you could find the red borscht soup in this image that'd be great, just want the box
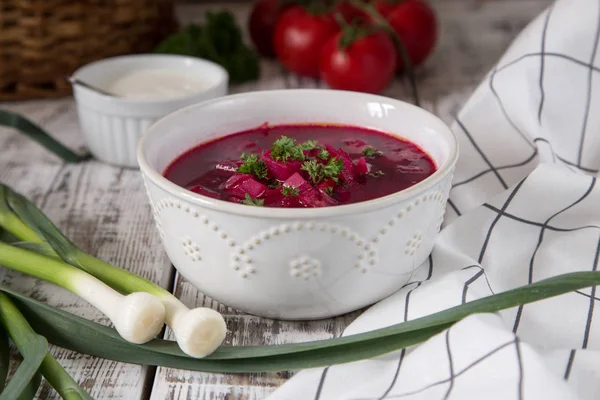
[163,124,436,208]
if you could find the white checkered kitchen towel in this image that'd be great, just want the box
[268,0,600,398]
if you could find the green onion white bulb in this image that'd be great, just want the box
[162,297,227,358]
[0,243,166,344]
[76,273,166,344]
[0,185,227,357]
[75,252,227,358]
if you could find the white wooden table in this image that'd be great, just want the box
[0,1,552,398]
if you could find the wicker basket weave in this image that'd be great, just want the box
[0,0,177,101]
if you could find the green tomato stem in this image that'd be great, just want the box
[350,0,421,106]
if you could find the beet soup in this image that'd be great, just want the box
[163,124,436,208]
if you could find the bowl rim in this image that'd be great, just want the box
[71,53,229,106]
[138,89,459,219]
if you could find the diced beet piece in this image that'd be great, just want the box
[324,144,339,158]
[284,172,310,193]
[306,148,321,158]
[220,173,267,199]
[282,196,302,207]
[220,173,252,191]
[270,196,300,208]
[337,148,353,165]
[318,178,336,192]
[264,188,302,208]
[189,185,221,199]
[333,185,353,203]
[317,187,334,202]
[353,156,370,176]
[299,187,338,208]
[337,149,356,185]
[242,178,269,198]
[261,153,302,180]
[316,191,338,207]
[263,188,285,206]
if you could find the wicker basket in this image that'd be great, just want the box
[0,0,177,101]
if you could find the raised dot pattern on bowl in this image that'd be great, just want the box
[142,171,454,320]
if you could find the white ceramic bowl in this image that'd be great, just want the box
[72,54,228,168]
[138,90,458,320]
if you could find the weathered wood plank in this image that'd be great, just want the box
[149,275,358,400]
[0,99,173,399]
[152,1,552,399]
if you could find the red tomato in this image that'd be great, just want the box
[248,0,286,57]
[273,6,339,78]
[385,0,438,70]
[373,0,397,17]
[320,31,397,94]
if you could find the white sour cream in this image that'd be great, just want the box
[105,69,207,100]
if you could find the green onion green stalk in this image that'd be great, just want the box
[0,243,165,345]
[0,184,226,358]
[0,292,93,400]
[0,110,91,164]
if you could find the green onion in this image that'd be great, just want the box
[0,292,93,400]
[0,187,39,244]
[0,110,91,164]
[0,243,166,345]
[15,372,41,400]
[2,269,600,373]
[0,184,227,359]
[0,295,47,400]
[0,324,8,390]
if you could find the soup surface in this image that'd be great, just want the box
[163,124,436,208]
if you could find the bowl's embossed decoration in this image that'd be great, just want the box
[289,256,322,279]
[181,238,202,262]
[145,173,452,319]
[405,232,423,256]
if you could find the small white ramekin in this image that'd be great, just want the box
[139,89,458,320]
[71,54,229,168]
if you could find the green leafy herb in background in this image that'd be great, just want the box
[154,11,260,84]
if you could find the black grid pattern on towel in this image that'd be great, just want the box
[308,1,600,398]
